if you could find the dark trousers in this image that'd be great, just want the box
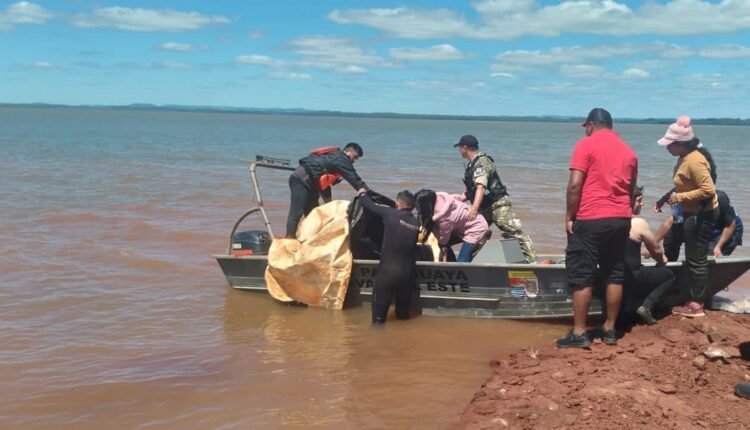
[371,271,415,323]
[627,266,676,310]
[683,209,719,304]
[663,223,684,262]
[285,175,320,238]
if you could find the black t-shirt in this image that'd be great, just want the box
[716,190,736,230]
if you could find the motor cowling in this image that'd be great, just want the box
[231,230,272,256]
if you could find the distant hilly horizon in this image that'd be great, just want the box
[2,102,748,126]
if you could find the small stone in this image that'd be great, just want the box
[529,413,539,421]
[548,402,559,411]
[490,417,508,427]
[564,414,578,425]
[658,384,678,394]
[692,355,707,370]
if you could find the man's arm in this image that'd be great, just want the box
[468,184,485,220]
[653,216,673,243]
[358,194,392,217]
[654,187,676,213]
[566,169,585,234]
[636,218,668,264]
[321,186,332,203]
[332,154,368,192]
[713,219,737,257]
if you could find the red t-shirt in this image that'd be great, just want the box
[569,129,638,220]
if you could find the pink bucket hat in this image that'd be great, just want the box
[657,116,695,146]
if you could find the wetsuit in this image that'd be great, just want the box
[359,194,419,323]
[624,239,675,311]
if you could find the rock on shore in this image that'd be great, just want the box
[449,311,750,430]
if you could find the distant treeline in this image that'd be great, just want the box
[2,102,748,126]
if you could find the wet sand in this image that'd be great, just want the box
[449,311,750,429]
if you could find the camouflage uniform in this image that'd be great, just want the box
[465,153,537,263]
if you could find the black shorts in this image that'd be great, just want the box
[566,218,631,289]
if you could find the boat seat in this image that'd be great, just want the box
[472,238,526,264]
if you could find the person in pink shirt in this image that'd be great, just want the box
[414,189,489,262]
[557,108,638,349]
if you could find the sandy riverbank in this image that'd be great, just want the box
[449,311,750,430]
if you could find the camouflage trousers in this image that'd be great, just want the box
[482,195,537,263]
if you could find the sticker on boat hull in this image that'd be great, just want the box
[508,271,540,298]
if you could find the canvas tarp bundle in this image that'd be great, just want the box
[265,200,352,309]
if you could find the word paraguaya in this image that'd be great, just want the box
[351,267,471,293]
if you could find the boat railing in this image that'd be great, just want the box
[226,155,294,254]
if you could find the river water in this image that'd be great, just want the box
[1,107,748,428]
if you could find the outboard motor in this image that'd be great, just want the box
[231,230,272,256]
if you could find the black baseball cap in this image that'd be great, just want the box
[453,135,479,148]
[581,108,613,127]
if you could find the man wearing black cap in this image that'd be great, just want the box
[454,135,537,263]
[285,143,368,238]
[557,108,638,348]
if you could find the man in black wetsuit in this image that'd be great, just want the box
[359,190,420,324]
[286,143,368,238]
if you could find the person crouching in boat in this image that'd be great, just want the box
[358,190,420,324]
[651,189,742,260]
[625,186,675,325]
[285,143,368,238]
[414,189,489,263]
[652,116,718,318]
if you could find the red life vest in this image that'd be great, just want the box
[311,146,342,191]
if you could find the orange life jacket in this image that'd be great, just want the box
[311,146,342,191]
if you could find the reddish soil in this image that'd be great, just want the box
[449,311,750,430]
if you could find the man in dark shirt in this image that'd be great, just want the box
[285,143,368,238]
[655,190,742,259]
[359,190,420,324]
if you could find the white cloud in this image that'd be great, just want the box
[33,61,55,69]
[699,44,750,58]
[622,68,650,79]
[490,72,516,79]
[235,54,285,67]
[268,71,311,80]
[559,64,607,78]
[119,62,193,70]
[71,7,229,31]
[289,36,394,74]
[527,82,590,93]
[247,30,265,39]
[337,65,368,74]
[404,79,486,92]
[329,1,750,40]
[160,42,193,52]
[0,1,53,31]
[389,44,467,61]
[329,7,471,39]
[491,42,701,75]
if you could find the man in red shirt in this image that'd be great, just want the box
[557,108,638,348]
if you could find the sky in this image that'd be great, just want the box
[1,0,750,117]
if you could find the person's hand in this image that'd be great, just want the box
[641,248,651,258]
[457,193,467,202]
[566,219,574,235]
[666,192,678,205]
[713,246,723,258]
[467,206,478,220]
[661,254,668,264]
[357,188,367,195]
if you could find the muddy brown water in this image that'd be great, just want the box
[1,108,747,428]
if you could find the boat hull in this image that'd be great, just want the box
[214,255,750,319]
